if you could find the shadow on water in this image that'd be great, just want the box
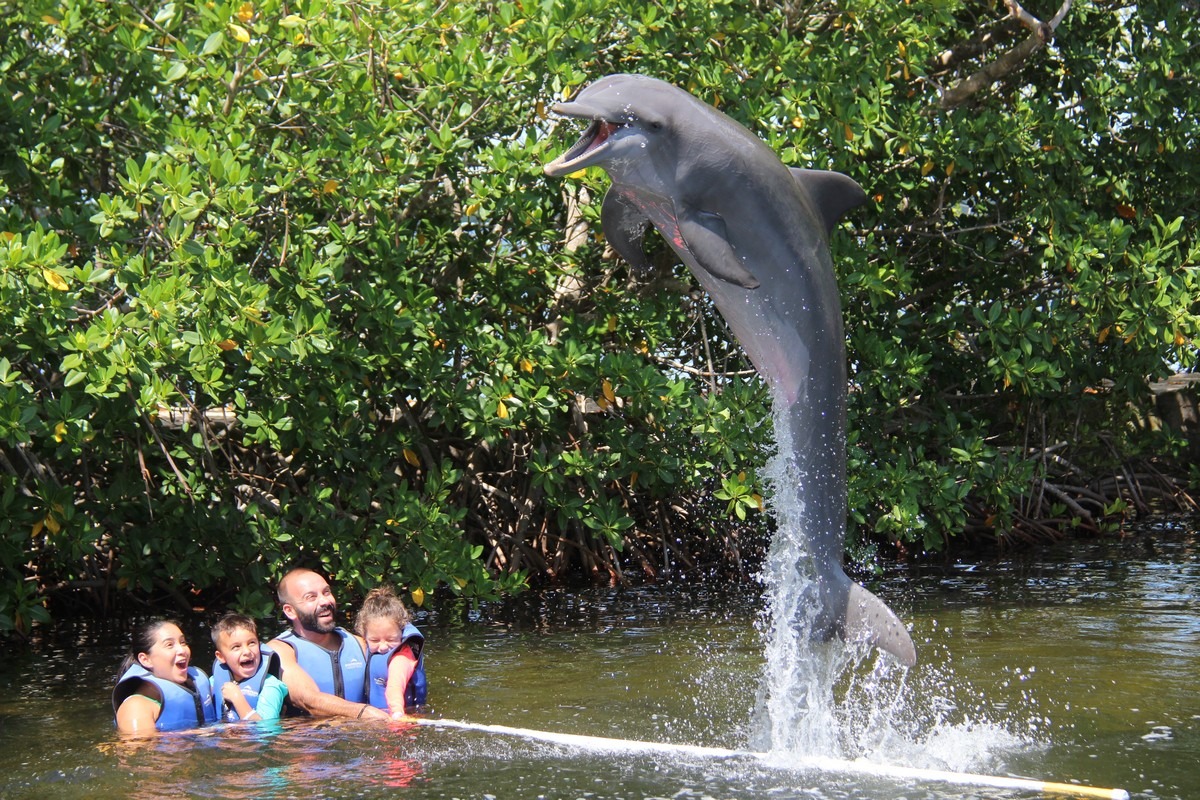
[0,519,1196,799]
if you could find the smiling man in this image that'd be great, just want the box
[268,568,389,720]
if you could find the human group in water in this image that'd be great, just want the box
[113,567,427,734]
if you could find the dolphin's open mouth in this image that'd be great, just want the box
[544,117,622,176]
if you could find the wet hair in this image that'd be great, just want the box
[211,612,258,647]
[116,618,180,680]
[354,586,412,638]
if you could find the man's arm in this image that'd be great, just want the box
[268,637,388,721]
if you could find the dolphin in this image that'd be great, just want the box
[544,74,916,667]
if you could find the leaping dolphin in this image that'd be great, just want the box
[544,74,916,667]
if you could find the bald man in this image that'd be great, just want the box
[268,568,389,721]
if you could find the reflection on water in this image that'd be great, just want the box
[0,521,1196,799]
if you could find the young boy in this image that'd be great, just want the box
[210,613,290,722]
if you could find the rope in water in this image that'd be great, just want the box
[418,718,1130,800]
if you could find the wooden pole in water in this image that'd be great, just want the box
[418,718,1130,800]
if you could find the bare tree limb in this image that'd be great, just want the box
[939,0,1074,110]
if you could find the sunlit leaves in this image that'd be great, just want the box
[0,0,1196,629]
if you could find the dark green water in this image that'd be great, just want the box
[0,522,1195,799]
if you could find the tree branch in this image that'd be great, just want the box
[939,0,1073,110]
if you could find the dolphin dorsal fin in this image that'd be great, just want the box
[790,168,868,234]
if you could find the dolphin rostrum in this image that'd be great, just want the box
[544,74,916,667]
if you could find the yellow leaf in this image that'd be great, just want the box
[921,160,934,176]
[535,99,546,119]
[752,493,763,511]
[280,14,305,28]
[602,379,615,404]
[53,421,67,443]
[1098,326,1110,343]
[44,515,61,535]
[228,22,250,42]
[43,269,69,291]
[411,587,425,607]
[216,338,238,351]
[519,358,534,373]
[945,161,956,177]
[323,179,339,194]
[1175,331,1186,346]
[791,116,804,129]
[41,15,59,25]
[630,471,638,489]
[32,519,44,537]
[497,400,508,419]
[403,448,420,467]
[237,2,254,22]
[607,314,617,333]
[898,142,910,155]
[455,577,468,588]
[898,41,907,57]
[843,122,855,141]
[1,231,14,242]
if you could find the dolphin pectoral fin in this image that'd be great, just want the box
[845,582,917,667]
[601,188,654,278]
[790,169,868,234]
[676,209,761,289]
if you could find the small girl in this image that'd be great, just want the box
[354,586,427,719]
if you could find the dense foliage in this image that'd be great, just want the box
[1,0,1196,633]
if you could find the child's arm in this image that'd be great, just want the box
[252,675,289,721]
[384,644,419,719]
[221,681,255,720]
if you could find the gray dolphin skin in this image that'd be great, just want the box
[544,74,916,667]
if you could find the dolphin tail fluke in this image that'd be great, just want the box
[845,582,917,667]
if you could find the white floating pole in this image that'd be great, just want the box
[418,718,1130,800]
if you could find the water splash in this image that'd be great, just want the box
[748,397,846,756]
[749,397,1036,772]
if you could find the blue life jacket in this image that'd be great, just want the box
[210,646,285,721]
[367,623,427,711]
[113,663,218,731]
[276,627,369,702]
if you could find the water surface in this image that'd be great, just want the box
[0,522,1195,799]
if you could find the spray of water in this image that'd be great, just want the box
[749,398,1037,771]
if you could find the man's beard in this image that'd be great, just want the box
[295,603,337,635]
